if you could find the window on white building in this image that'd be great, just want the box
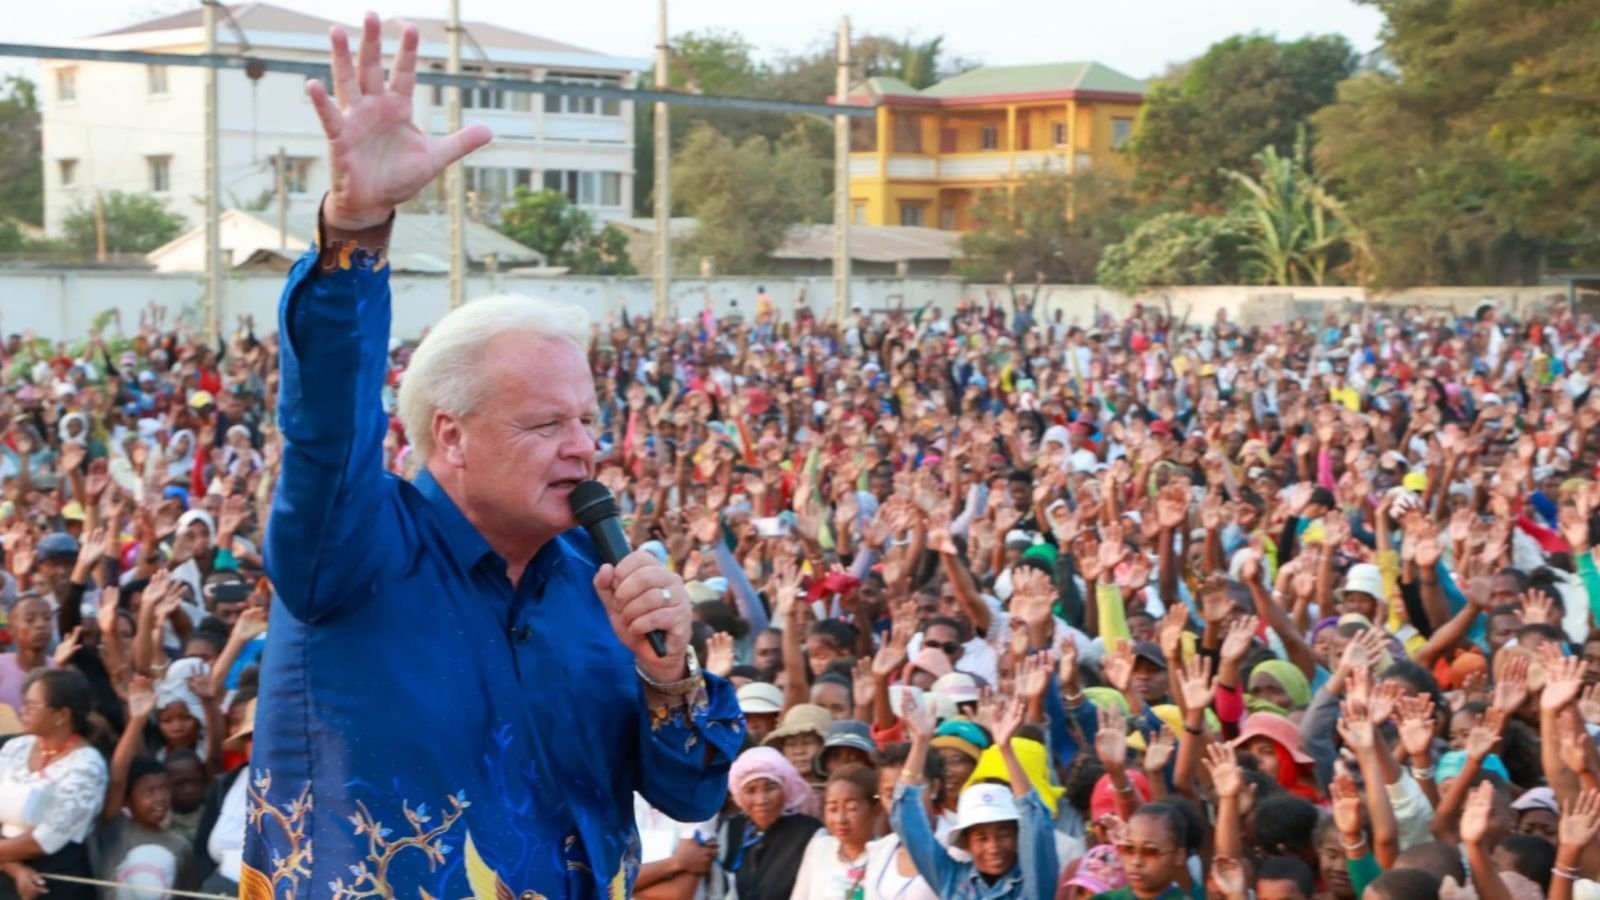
[980,126,998,151]
[56,68,77,103]
[147,156,171,193]
[466,166,533,207]
[147,65,169,96]
[430,64,533,111]
[58,159,77,187]
[273,157,314,194]
[543,73,622,116]
[1111,117,1134,150]
[542,170,622,207]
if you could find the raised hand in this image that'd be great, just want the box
[51,627,83,669]
[1098,526,1127,573]
[1213,856,1248,900]
[231,606,269,644]
[1581,683,1600,727]
[1368,679,1403,726]
[1556,709,1592,776]
[1155,604,1187,661]
[704,632,735,678]
[1330,773,1363,840]
[58,442,86,477]
[1011,568,1056,629]
[992,694,1028,748]
[1337,699,1377,752]
[1464,712,1503,761]
[1156,484,1189,531]
[126,674,157,721]
[850,659,875,710]
[1203,742,1245,799]
[1235,545,1263,585]
[1094,707,1129,771]
[1074,536,1103,582]
[96,586,122,638]
[310,14,494,230]
[1560,790,1600,850]
[1220,614,1257,664]
[1103,640,1136,695]
[1544,652,1587,713]
[902,690,937,741]
[872,613,912,679]
[1396,695,1437,759]
[769,560,803,623]
[1179,654,1216,712]
[1519,589,1556,627]
[1493,653,1530,714]
[1460,780,1496,846]
[1057,639,1080,690]
[1017,651,1055,702]
[1144,725,1178,774]
[1411,523,1442,569]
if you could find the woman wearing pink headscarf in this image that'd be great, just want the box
[718,747,822,900]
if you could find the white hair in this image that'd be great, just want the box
[397,294,589,459]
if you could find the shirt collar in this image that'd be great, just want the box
[413,468,498,573]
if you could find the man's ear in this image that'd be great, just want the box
[433,411,466,468]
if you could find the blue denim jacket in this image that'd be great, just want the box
[247,244,744,899]
[890,782,1059,900]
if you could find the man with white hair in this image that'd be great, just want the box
[249,14,743,899]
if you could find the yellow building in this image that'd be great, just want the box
[841,62,1146,231]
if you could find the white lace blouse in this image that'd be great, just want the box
[0,737,107,855]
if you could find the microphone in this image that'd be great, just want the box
[569,480,669,658]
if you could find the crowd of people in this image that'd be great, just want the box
[3,285,1600,900]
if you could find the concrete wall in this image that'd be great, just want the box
[0,268,1573,342]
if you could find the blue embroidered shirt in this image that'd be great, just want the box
[246,242,744,899]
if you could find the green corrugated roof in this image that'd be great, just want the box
[920,62,1146,98]
[856,75,920,98]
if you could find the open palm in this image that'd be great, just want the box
[309,14,493,229]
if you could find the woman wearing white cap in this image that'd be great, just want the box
[889,693,1057,899]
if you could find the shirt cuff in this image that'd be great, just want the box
[316,202,395,272]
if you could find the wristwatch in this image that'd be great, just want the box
[636,646,702,696]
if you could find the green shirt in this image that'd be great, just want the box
[1091,886,1191,900]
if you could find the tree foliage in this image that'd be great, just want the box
[1223,133,1357,286]
[61,191,185,255]
[634,28,971,215]
[1129,34,1357,212]
[1096,212,1246,293]
[0,77,42,227]
[497,188,636,276]
[1313,0,1600,285]
[957,171,1138,284]
[670,124,827,275]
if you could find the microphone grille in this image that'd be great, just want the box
[568,480,618,527]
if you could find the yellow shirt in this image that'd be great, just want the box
[1329,385,1361,412]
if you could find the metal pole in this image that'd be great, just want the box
[832,16,851,322]
[275,146,287,249]
[93,192,106,262]
[203,0,221,334]
[446,0,465,309]
[651,0,670,323]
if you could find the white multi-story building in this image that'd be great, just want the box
[40,2,644,243]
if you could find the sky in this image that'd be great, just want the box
[6,0,1387,83]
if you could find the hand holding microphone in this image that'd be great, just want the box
[572,481,686,670]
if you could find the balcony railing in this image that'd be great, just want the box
[938,154,1011,179]
[846,149,1075,181]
